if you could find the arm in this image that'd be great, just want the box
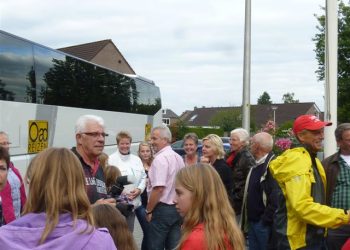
[93,198,117,206]
[232,155,255,201]
[11,164,27,208]
[128,158,147,200]
[0,183,16,223]
[261,170,279,224]
[136,159,147,192]
[146,186,165,221]
[216,163,234,197]
[285,174,349,228]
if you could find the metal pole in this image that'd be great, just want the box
[242,0,251,132]
[272,106,278,138]
[324,0,338,158]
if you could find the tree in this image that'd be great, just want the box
[209,109,242,133]
[282,92,299,103]
[314,1,350,123]
[257,91,272,104]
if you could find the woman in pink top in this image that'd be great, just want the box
[174,163,245,250]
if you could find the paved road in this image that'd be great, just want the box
[133,219,143,249]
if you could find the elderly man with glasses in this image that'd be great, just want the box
[72,114,115,206]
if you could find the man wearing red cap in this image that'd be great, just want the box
[269,115,350,250]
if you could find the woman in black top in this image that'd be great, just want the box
[201,134,234,206]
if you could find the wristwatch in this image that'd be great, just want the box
[145,209,153,215]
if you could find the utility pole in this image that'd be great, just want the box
[242,0,251,132]
[324,0,338,158]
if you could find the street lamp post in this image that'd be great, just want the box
[271,106,278,136]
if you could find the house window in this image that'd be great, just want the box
[162,118,170,125]
[189,114,198,122]
[162,109,167,115]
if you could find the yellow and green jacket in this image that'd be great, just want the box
[269,147,349,250]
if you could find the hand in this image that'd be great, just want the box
[128,188,141,200]
[93,198,117,207]
[146,212,152,222]
[200,156,210,164]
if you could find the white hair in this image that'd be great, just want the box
[230,128,250,146]
[75,115,105,134]
[0,131,8,137]
[253,132,273,152]
[152,124,172,143]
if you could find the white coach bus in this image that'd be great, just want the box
[0,30,162,176]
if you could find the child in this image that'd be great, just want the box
[174,163,245,250]
[92,204,137,250]
[0,148,115,249]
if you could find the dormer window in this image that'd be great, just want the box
[189,114,198,122]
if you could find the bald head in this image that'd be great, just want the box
[251,132,273,157]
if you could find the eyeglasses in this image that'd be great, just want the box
[81,132,109,138]
[0,142,11,146]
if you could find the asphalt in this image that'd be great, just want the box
[133,219,143,249]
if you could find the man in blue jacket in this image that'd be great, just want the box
[241,132,278,250]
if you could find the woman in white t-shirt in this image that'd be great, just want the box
[108,131,146,232]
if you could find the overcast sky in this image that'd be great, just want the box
[0,0,326,115]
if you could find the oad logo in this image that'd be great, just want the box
[28,120,48,153]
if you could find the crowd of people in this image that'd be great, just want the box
[0,114,349,249]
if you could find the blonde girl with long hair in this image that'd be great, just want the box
[0,148,116,249]
[138,141,154,170]
[136,141,154,250]
[174,163,245,250]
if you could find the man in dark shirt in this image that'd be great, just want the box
[72,114,115,205]
[241,132,278,250]
[322,123,350,250]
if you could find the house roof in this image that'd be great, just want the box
[179,110,193,121]
[163,109,178,119]
[58,39,111,61]
[58,39,135,74]
[181,102,320,128]
[253,102,320,128]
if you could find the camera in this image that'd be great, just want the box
[109,175,133,196]
[108,175,136,217]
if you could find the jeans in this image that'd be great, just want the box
[248,220,271,250]
[126,212,135,232]
[147,203,182,250]
[135,205,149,250]
[297,239,326,250]
[326,225,350,250]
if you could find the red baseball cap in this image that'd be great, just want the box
[293,115,332,134]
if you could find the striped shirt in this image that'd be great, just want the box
[331,156,350,209]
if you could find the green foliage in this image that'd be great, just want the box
[209,109,242,133]
[169,120,187,142]
[314,1,350,123]
[282,92,299,104]
[169,121,224,141]
[275,120,294,138]
[257,91,272,104]
[187,127,224,139]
